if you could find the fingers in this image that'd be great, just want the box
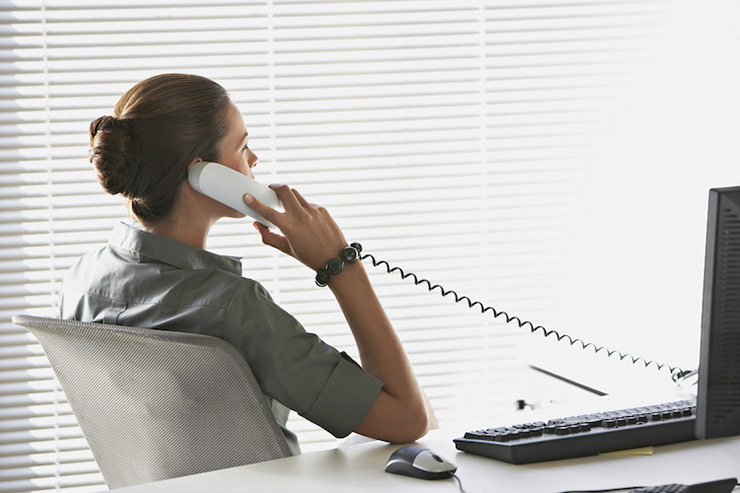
[253,222,292,256]
[292,188,312,209]
[244,193,282,227]
[268,184,302,214]
[250,184,346,270]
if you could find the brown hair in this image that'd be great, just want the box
[89,74,231,224]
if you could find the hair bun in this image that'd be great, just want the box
[89,115,139,198]
[87,74,230,224]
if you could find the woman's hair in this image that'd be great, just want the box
[89,73,231,224]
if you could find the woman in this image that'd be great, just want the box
[59,73,436,453]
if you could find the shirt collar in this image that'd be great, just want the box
[109,221,243,275]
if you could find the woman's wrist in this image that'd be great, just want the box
[327,258,368,294]
[314,242,363,287]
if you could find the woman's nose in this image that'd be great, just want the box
[248,149,259,168]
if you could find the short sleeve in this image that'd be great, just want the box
[223,278,383,438]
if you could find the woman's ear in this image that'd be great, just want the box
[186,157,203,173]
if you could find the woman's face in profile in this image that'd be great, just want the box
[217,100,259,179]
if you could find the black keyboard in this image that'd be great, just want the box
[454,399,697,464]
[628,477,737,493]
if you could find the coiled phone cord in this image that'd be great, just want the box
[360,252,694,383]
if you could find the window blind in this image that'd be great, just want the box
[0,1,664,491]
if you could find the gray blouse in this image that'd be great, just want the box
[59,221,383,454]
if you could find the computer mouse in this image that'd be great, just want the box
[384,445,458,480]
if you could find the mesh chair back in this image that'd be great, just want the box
[13,314,293,489]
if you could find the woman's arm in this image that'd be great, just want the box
[326,260,429,442]
[245,185,434,443]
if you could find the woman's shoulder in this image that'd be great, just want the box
[61,245,114,290]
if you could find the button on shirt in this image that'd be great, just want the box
[59,221,383,454]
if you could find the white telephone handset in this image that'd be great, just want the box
[188,161,282,229]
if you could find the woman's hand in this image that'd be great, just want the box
[244,185,348,270]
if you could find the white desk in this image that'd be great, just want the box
[113,417,740,493]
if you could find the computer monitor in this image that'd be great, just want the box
[696,186,740,439]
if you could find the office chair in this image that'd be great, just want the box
[13,314,294,489]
